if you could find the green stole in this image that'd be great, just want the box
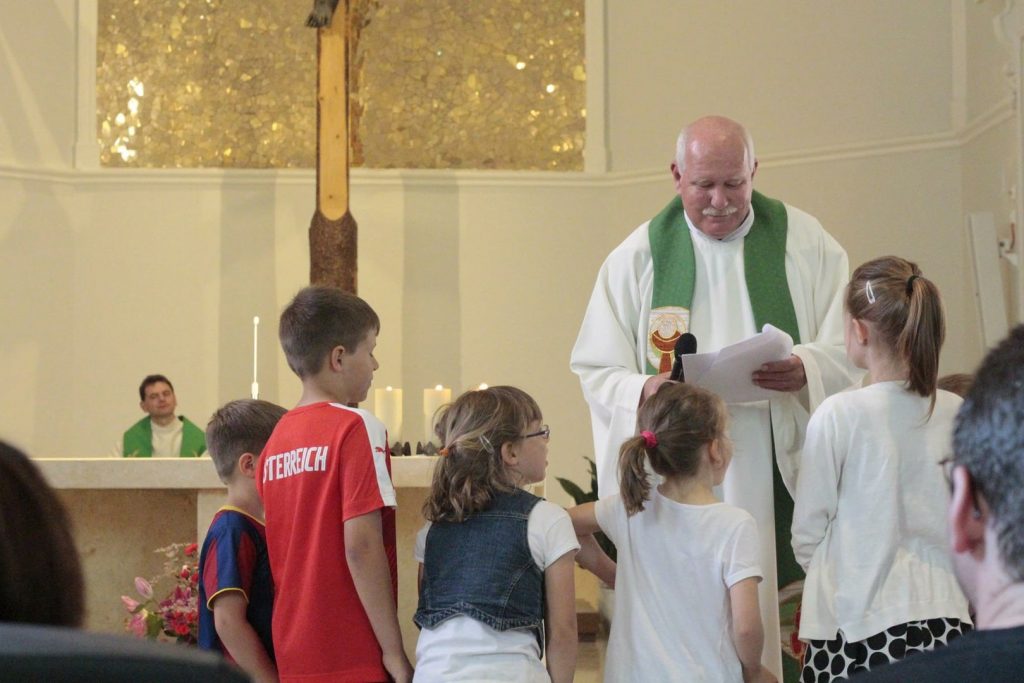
[123,416,206,457]
[647,190,800,369]
[647,190,804,681]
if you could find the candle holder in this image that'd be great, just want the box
[414,441,438,455]
[390,441,414,456]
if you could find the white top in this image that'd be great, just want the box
[412,499,579,683]
[595,491,762,683]
[110,417,183,457]
[792,383,972,641]
[687,205,758,348]
[570,201,857,679]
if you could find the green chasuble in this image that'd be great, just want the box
[647,190,804,681]
[123,416,206,457]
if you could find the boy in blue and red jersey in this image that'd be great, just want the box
[198,399,287,683]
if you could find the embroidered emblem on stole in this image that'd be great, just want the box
[647,306,690,374]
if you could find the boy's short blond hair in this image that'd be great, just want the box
[206,399,287,482]
[278,286,380,378]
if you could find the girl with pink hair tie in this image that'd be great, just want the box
[569,382,774,683]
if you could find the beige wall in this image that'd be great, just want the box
[605,1,954,171]
[0,0,1019,535]
[0,1,78,167]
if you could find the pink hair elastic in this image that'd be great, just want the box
[640,430,658,449]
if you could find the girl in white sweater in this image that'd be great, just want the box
[791,256,971,681]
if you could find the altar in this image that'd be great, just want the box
[34,455,451,657]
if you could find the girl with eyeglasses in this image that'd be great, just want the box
[791,256,972,681]
[412,386,578,683]
[571,381,774,683]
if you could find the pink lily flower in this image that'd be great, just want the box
[134,576,153,600]
[128,611,148,637]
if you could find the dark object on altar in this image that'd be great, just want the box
[306,0,340,28]
[423,442,438,455]
[402,442,412,456]
[415,441,424,455]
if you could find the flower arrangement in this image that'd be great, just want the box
[121,542,200,644]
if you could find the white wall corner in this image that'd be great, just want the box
[583,0,609,173]
[74,0,100,170]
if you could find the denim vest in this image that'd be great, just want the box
[415,489,545,649]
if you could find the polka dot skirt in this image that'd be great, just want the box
[800,617,970,682]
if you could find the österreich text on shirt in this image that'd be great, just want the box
[263,445,328,482]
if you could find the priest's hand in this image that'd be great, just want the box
[752,354,806,392]
[641,371,673,406]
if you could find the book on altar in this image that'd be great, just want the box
[680,324,794,404]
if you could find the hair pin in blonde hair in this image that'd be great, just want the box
[479,434,494,454]
[865,279,876,304]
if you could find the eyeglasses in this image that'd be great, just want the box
[522,424,550,440]
[938,457,955,489]
[938,457,985,513]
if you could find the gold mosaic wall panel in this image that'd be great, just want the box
[97,0,316,168]
[97,0,585,170]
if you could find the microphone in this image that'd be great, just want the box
[669,333,697,381]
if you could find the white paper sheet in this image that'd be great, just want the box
[680,324,794,403]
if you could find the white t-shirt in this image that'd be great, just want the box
[596,490,762,683]
[412,499,579,683]
[792,383,971,642]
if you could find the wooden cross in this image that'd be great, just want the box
[309,0,357,293]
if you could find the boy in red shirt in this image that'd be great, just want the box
[257,287,412,683]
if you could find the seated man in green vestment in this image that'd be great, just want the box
[114,374,206,457]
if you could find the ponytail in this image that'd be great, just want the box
[899,274,944,404]
[847,256,945,411]
[619,436,653,516]
[618,382,726,515]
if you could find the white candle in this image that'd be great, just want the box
[423,384,452,444]
[373,386,403,443]
[251,316,260,399]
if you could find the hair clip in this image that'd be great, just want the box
[438,447,450,456]
[479,434,494,454]
[640,430,658,449]
[906,274,920,295]
[865,280,876,304]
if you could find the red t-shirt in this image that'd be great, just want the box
[256,402,397,682]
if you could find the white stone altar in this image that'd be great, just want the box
[34,456,446,656]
